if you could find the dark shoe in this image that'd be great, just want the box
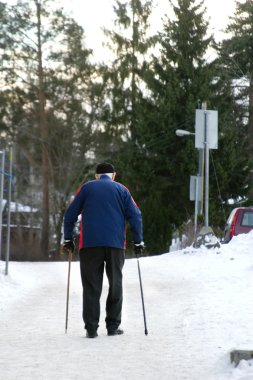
[86,331,98,338]
[107,328,124,336]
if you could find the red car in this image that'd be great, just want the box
[223,207,253,243]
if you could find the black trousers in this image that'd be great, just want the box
[79,247,125,333]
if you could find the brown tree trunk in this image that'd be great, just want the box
[249,74,253,199]
[36,0,49,257]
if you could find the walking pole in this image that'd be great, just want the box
[65,249,73,334]
[136,253,148,335]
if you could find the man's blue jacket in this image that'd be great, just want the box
[64,175,143,249]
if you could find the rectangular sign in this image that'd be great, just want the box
[195,110,218,149]
[190,175,203,201]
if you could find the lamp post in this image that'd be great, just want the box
[175,129,202,237]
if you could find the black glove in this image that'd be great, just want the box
[62,240,75,252]
[134,242,145,255]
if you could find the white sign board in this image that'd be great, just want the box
[190,175,203,201]
[195,110,218,149]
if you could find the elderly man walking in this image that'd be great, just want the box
[63,162,144,338]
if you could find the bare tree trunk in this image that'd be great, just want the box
[249,74,253,198]
[36,0,49,257]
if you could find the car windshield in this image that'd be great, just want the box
[241,212,253,227]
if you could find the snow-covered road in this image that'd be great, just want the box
[1,233,253,379]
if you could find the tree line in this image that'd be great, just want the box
[0,0,252,259]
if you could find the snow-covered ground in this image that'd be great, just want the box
[1,233,253,380]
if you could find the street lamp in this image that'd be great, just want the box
[175,129,195,137]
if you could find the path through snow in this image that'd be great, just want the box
[1,236,253,379]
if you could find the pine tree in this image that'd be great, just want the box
[220,0,253,199]
[209,63,250,229]
[99,0,155,145]
[134,0,216,251]
[97,0,158,253]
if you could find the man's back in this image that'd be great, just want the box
[64,175,142,249]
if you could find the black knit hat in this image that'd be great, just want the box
[96,162,115,174]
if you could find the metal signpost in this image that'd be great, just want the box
[190,175,203,236]
[176,108,218,235]
[195,109,218,227]
[0,146,13,275]
[0,149,5,261]
[5,146,13,275]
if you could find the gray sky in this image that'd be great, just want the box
[4,0,237,60]
[64,0,237,60]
